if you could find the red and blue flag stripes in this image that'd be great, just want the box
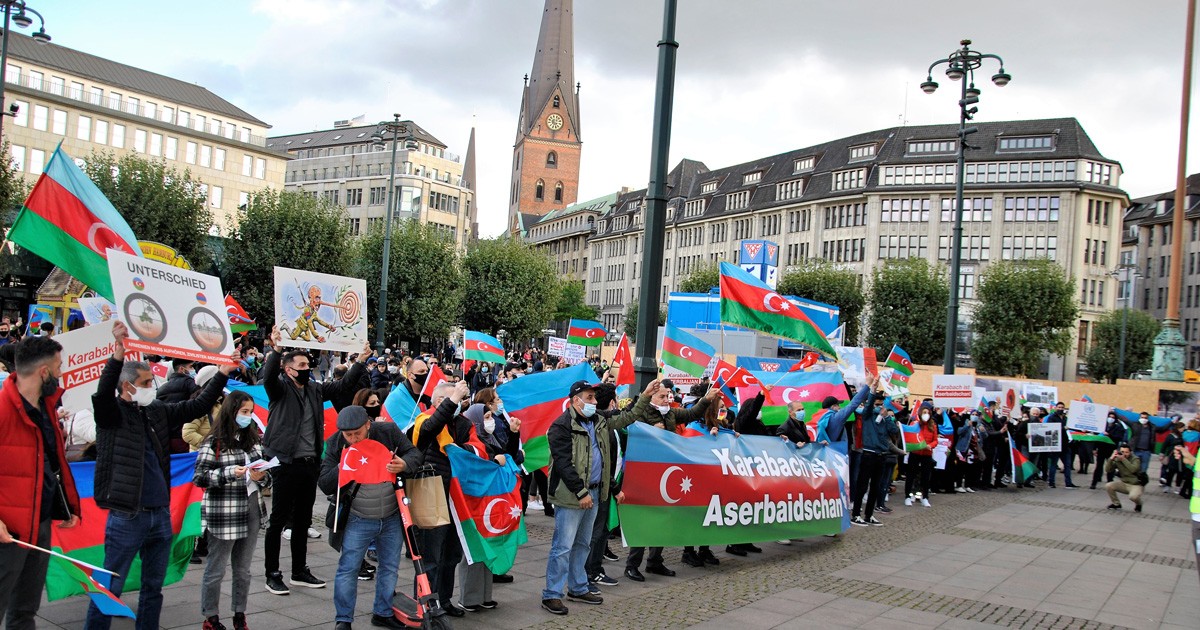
[566,319,606,347]
[495,363,599,471]
[52,558,134,619]
[464,330,505,365]
[662,323,715,378]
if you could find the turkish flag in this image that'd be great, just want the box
[417,364,448,412]
[338,438,395,487]
[713,359,758,389]
[613,333,635,386]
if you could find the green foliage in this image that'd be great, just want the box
[624,299,665,344]
[554,279,598,322]
[971,259,1080,377]
[355,219,463,349]
[867,258,949,365]
[462,237,559,345]
[0,141,32,278]
[84,151,212,267]
[222,189,352,323]
[777,260,865,346]
[678,263,720,294]
[1083,309,1160,383]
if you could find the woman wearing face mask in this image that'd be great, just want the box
[351,389,383,421]
[904,404,938,507]
[193,391,272,630]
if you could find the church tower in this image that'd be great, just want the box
[508,0,582,236]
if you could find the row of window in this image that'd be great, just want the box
[823,203,868,230]
[880,160,1087,187]
[878,235,931,260]
[822,238,866,263]
[289,160,457,185]
[1082,239,1109,267]
[1082,279,1107,307]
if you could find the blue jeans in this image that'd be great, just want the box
[1135,450,1152,474]
[84,507,172,630]
[542,490,598,601]
[1046,451,1073,486]
[335,513,402,623]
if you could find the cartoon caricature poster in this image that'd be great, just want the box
[272,266,367,353]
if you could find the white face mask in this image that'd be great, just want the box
[653,404,671,415]
[483,418,496,434]
[388,366,399,374]
[920,412,930,421]
[131,385,156,407]
[1139,418,1148,425]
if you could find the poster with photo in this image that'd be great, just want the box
[1028,422,1062,453]
[1023,383,1058,409]
[273,267,368,353]
[78,297,118,325]
[108,250,235,364]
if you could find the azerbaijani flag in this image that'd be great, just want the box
[1067,430,1114,445]
[883,397,902,415]
[885,345,913,389]
[51,558,134,619]
[1113,407,1174,452]
[382,388,421,432]
[567,319,606,347]
[46,453,202,602]
[939,409,954,437]
[899,424,928,452]
[1182,429,1199,456]
[738,370,848,426]
[977,396,994,424]
[1008,434,1037,484]
[464,331,505,365]
[612,333,636,386]
[495,362,598,471]
[662,323,715,378]
[224,380,270,432]
[718,262,837,357]
[446,445,527,574]
[225,294,257,334]
[9,145,142,301]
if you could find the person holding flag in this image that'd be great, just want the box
[192,390,273,630]
[86,322,238,630]
[0,334,82,628]
[904,404,939,508]
[318,405,421,630]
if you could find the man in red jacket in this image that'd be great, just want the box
[0,334,82,627]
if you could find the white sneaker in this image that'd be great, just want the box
[965,487,976,493]
[920,498,931,508]
[904,497,914,507]
[776,539,792,545]
[282,529,292,540]
[529,498,544,511]
[954,487,967,493]
[867,517,883,526]
[851,516,868,527]
[307,527,322,539]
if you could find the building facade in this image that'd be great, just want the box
[526,190,623,282]
[1122,174,1200,369]
[508,0,582,236]
[268,120,474,250]
[585,118,1127,380]
[3,32,285,231]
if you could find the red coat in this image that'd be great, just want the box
[0,375,81,541]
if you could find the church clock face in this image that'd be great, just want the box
[546,114,564,131]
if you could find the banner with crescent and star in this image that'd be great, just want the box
[618,423,850,546]
[446,445,528,575]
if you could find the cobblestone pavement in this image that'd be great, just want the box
[35,465,1200,629]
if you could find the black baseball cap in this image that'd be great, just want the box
[569,380,596,398]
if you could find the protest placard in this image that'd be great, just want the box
[273,267,368,353]
[108,250,234,364]
[57,320,141,415]
[547,336,567,357]
[1028,422,1062,453]
[1023,383,1058,409]
[932,374,975,407]
[563,342,587,364]
[834,346,867,387]
[1066,401,1110,434]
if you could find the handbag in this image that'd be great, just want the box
[64,413,96,463]
[407,464,451,529]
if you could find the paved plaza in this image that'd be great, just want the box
[36,472,1200,630]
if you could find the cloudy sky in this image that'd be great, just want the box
[43,0,1199,237]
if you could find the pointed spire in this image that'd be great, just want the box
[463,126,477,192]
[525,0,577,137]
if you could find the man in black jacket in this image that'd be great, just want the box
[85,322,236,630]
[319,406,422,630]
[156,358,198,403]
[261,325,371,596]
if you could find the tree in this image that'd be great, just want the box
[971,259,1079,377]
[354,219,463,350]
[623,299,665,344]
[84,151,212,267]
[678,263,720,294]
[1083,309,1160,383]
[777,260,866,346]
[867,258,950,365]
[462,237,559,345]
[0,141,32,278]
[554,279,598,322]
[222,189,352,324]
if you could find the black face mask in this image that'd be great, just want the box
[292,368,312,385]
[365,405,381,419]
[411,372,428,386]
[41,373,59,398]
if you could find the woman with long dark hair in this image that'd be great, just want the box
[193,390,272,630]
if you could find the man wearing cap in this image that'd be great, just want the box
[319,406,421,630]
[541,378,659,616]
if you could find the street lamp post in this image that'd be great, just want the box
[921,39,1011,374]
[0,1,52,138]
[370,114,417,353]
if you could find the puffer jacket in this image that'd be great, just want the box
[92,358,227,512]
[0,375,80,542]
[261,350,366,463]
[547,396,649,508]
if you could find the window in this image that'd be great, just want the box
[12,100,27,126]
[743,171,762,185]
[1084,161,1114,185]
[51,109,66,135]
[701,180,718,194]
[323,190,340,205]
[832,168,865,190]
[553,95,560,108]
[94,119,108,145]
[29,148,44,173]
[185,141,197,164]
[546,151,557,167]
[849,144,876,160]
[777,179,804,200]
[347,218,360,235]
[150,133,163,157]
[197,145,211,167]
[959,268,976,300]
[878,234,930,260]
[76,115,91,141]
[881,163,955,186]
[554,182,563,203]
[9,145,24,172]
[161,105,174,123]
[210,186,223,209]
[240,127,251,143]
[242,155,252,176]
[369,187,386,205]
[165,137,178,160]
[255,158,266,179]
[684,199,706,217]
[112,124,125,148]
[214,148,226,170]
[535,180,545,201]
[48,75,64,96]
[907,139,956,154]
[726,190,750,210]
[32,105,48,131]
[998,135,1054,151]
[940,197,994,222]
[881,198,932,222]
[1000,235,1058,261]
[794,156,815,172]
[194,114,206,133]
[1003,196,1061,222]
[132,129,147,153]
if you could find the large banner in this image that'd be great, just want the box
[108,250,234,364]
[932,374,975,408]
[619,423,849,546]
[273,266,367,353]
[57,320,141,415]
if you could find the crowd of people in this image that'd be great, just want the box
[1,325,1198,629]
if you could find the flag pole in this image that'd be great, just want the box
[10,540,120,577]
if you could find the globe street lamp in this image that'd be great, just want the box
[370,114,418,353]
[921,39,1010,374]
[0,1,52,138]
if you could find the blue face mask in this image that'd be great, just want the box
[580,403,597,418]
[235,414,254,429]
